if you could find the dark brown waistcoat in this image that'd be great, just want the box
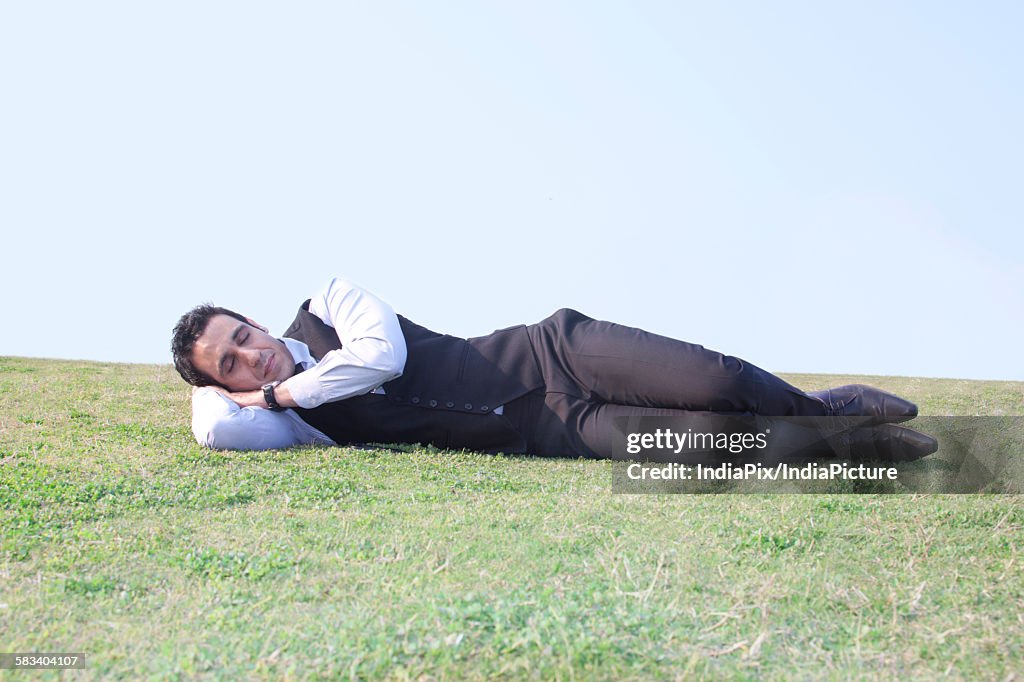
[282,301,544,452]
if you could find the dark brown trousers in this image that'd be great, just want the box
[504,309,829,458]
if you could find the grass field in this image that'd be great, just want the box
[1,356,1022,680]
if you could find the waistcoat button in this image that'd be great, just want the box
[445,401,455,408]
[480,405,489,412]
[429,399,438,407]
[464,403,473,410]
[411,397,420,404]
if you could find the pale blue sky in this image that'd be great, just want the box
[2,2,1021,380]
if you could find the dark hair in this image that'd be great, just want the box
[171,304,250,387]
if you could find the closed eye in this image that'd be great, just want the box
[226,334,248,374]
[220,323,247,378]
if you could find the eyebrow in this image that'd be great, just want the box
[217,324,247,377]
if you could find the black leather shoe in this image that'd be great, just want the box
[808,384,918,424]
[835,424,938,462]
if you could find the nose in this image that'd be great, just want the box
[240,347,262,368]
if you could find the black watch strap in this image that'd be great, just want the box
[262,381,284,411]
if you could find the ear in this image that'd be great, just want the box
[244,317,269,333]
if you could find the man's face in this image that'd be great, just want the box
[191,314,294,391]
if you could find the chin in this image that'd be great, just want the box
[276,353,294,380]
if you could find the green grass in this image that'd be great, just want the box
[1,356,1022,680]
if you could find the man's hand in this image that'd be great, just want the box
[206,385,263,408]
[200,383,298,410]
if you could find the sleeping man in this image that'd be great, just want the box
[172,277,937,460]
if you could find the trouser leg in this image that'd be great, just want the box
[527,309,828,416]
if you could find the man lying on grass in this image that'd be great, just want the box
[171,277,937,461]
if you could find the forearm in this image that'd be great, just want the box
[286,347,403,408]
[286,277,407,408]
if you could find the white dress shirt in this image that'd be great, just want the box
[191,277,408,450]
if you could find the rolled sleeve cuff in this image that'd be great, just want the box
[285,370,324,410]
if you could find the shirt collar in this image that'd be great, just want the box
[281,336,315,371]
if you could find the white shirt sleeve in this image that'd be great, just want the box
[284,277,408,409]
[191,387,334,450]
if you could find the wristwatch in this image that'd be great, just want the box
[262,380,284,411]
